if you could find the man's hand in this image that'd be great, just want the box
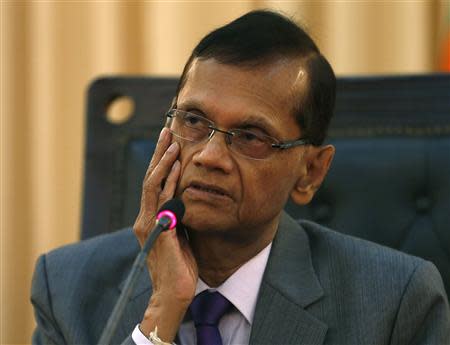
[133,128,198,342]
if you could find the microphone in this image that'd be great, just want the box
[98,199,185,345]
[142,199,185,253]
[156,198,185,230]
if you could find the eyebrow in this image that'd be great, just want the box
[237,115,280,137]
[176,99,280,137]
[176,100,208,117]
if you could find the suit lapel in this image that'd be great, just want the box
[249,213,328,345]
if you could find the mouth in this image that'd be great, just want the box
[185,181,231,199]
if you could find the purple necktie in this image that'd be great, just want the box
[189,290,232,345]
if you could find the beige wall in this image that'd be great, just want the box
[0,1,445,343]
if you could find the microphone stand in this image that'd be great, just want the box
[97,217,171,345]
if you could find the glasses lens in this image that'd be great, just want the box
[167,111,211,142]
[166,110,276,160]
[231,129,272,159]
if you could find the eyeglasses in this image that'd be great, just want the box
[165,109,309,160]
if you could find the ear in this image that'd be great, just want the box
[290,144,335,205]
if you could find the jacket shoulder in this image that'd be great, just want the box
[41,228,139,294]
[296,219,449,343]
[44,227,138,269]
[298,219,424,272]
[33,228,139,294]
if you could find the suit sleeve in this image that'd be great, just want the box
[31,255,66,344]
[390,260,450,345]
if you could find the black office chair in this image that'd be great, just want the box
[82,74,450,295]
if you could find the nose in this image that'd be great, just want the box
[192,130,234,173]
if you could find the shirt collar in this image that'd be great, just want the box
[194,242,272,325]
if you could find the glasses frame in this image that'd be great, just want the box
[165,109,309,159]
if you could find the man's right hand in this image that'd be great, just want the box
[133,128,198,342]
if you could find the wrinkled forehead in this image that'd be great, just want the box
[178,57,308,116]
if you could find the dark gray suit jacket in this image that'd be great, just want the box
[31,213,450,344]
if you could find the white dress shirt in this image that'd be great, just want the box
[132,242,272,345]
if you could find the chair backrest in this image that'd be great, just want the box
[83,74,450,294]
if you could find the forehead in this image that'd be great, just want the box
[177,58,307,137]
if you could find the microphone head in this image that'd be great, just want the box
[156,198,185,230]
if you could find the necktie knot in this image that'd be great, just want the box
[190,290,232,326]
[189,290,232,345]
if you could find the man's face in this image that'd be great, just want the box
[174,58,308,239]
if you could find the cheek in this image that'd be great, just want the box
[238,163,296,223]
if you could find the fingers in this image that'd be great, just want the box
[159,160,180,203]
[144,128,171,181]
[143,142,179,206]
[134,127,181,243]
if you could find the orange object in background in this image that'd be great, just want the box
[438,3,450,71]
[440,34,450,71]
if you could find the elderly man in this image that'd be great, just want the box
[31,10,449,345]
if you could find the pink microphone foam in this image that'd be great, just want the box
[156,210,177,230]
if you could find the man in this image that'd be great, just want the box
[31,10,450,345]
